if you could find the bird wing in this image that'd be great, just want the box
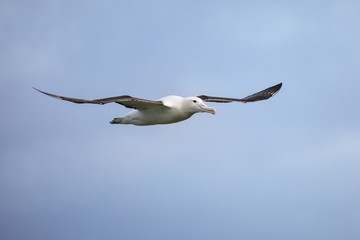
[197,83,282,103]
[33,88,166,110]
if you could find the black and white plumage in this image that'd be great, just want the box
[33,83,282,126]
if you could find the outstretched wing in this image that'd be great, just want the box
[198,83,282,103]
[33,88,165,110]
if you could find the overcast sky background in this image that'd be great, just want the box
[1,0,360,239]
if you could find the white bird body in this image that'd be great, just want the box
[33,83,282,126]
[113,96,215,125]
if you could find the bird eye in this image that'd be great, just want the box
[193,100,197,103]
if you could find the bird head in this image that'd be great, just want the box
[184,97,216,115]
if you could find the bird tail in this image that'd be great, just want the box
[110,118,123,124]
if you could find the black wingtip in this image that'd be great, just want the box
[33,87,50,95]
[33,87,47,95]
[33,87,51,95]
[273,82,283,95]
[32,87,66,101]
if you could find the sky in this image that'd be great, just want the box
[1,0,360,239]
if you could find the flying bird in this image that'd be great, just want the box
[33,83,282,126]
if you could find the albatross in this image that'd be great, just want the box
[34,83,282,126]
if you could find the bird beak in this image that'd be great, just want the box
[200,103,216,114]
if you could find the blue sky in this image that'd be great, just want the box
[1,0,360,239]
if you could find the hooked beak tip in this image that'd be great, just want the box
[200,103,216,115]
